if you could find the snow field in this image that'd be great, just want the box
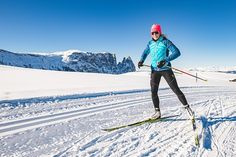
[0,65,236,156]
[0,87,236,156]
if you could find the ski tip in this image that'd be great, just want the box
[195,136,200,147]
[101,128,114,132]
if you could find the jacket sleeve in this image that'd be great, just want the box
[163,39,181,62]
[140,44,150,62]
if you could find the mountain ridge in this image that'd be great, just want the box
[0,49,136,74]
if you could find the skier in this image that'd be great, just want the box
[138,24,194,119]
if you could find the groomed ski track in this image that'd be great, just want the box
[0,86,236,157]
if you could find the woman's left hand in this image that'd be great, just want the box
[157,60,166,68]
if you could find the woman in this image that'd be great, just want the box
[138,24,193,119]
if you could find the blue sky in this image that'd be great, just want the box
[0,0,235,68]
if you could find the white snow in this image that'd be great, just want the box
[189,66,236,72]
[0,65,236,157]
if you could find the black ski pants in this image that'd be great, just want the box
[150,69,188,109]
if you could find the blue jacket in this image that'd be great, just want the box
[140,36,181,71]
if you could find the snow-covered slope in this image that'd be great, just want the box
[0,65,236,157]
[0,49,136,74]
[0,65,150,101]
[0,65,235,101]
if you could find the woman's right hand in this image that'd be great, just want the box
[138,61,144,69]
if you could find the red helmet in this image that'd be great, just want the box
[151,24,162,34]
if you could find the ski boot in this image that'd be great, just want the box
[151,108,161,119]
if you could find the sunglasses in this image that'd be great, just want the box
[152,32,159,35]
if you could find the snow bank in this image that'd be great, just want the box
[0,65,236,101]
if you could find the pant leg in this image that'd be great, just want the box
[162,69,188,105]
[150,71,162,109]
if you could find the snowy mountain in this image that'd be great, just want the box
[189,66,236,74]
[0,49,136,74]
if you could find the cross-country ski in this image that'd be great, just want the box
[102,115,179,132]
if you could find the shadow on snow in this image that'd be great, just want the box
[200,115,236,150]
[154,115,236,150]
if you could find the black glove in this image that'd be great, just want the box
[138,61,144,69]
[157,60,166,68]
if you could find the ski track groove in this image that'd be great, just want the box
[198,98,217,157]
[79,109,195,157]
[125,115,183,156]
[215,96,236,157]
[0,88,226,138]
[198,95,236,157]
[1,87,236,156]
[0,87,233,122]
[0,98,153,137]
[0,92,150,122]
[56,87,236,156]
[0,97,150,127]
[76,89,236,157]
[208,98,225,157]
